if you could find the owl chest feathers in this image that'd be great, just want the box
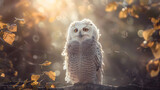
[67,39,96,61]
[67,39,98,83]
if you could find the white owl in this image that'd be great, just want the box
[62,19,104,84]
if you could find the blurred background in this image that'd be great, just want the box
[0,0,160,89]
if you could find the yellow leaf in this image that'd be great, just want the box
[45,71,56,81]
[0,45,3,51]
[9,24,17,32]
[150,69,159,77]
[151,43,160,58]
[143,28,160,58]
[119,8,128,18]
[151,18,159,24]
[146,60,160,77]
[126,0,134,5]
[21,84,25,88]
[21,79,28,88]
[14,71,18,76]
[19,20,25,25]
[51,84,55,88]
[1,73,5,77]
[105,2,118,12]
[132,14,139,18]
[142,29,155,41]
[155,44,160,50]
[3,32,15,45]
[13,82,20,88]
[128,8,139,18]
[0,22,5,29]
[151,18,160,28]
[141,41,154,48]
[31,74,40,81]
[40,61,52,66]
[31,81,39,86]
[45,83,55,89]
[147,41,154,47]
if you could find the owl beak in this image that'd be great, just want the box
[79,31,83,38]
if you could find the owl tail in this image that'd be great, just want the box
[96,68,103,84]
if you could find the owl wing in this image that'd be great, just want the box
[94,42,103,84]
[94,42,103,71]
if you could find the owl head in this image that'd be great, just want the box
[67,19,100,42]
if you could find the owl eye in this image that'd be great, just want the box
[74,28,78,33]
[83,28,89,32]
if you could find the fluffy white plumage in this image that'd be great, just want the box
[62,19,104,84]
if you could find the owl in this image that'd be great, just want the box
[62,19,104,84]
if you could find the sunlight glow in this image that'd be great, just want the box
[34,0,56,10]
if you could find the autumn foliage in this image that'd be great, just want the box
[0,0,160,89]
[0,0,56,89]
[106,0,160,77]
[141,18,160,77]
